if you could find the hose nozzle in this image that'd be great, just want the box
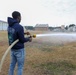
[26,34,36,38]
[32,34,36,38]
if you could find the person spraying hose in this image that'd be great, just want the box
[7,11,32,75]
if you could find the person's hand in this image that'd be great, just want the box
[26,32,30,35]
[29,36,32,42]
[24,32,30,35]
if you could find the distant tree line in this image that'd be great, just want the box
[24,24,76,31]
[24,26,35,30]
[49,24,76,30]
[65,24,76,30]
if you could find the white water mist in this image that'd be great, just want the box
[36,33,76,43]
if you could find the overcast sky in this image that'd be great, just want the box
[0,0,76,26]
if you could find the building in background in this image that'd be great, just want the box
[35,24,49,31]
[61,25,65,29]
[0,20,8,30]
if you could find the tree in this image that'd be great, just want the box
[25,26,34,30]
[69,24,76,27]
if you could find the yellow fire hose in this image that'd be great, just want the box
[0,34,36,72]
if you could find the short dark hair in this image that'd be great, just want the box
[12,11,21,19]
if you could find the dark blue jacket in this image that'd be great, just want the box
[7,17,30,49]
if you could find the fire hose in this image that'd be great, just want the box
[0,34,36,72]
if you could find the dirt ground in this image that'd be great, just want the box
[0,31,76,75]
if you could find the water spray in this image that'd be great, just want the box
[0,34,36,72]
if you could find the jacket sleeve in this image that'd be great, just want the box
[17,25,30,43]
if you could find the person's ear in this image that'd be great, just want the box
[17,16,21,23]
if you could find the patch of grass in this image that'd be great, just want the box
[36,61,76,75]
[1,31,76,75]
[41,47,54,52]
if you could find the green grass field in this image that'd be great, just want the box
[0,31,76,75]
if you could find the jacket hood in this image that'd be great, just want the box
[7,17,18,26]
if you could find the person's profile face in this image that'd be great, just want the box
[18,16,21,23]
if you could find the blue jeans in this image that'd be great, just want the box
[8,48,25,75]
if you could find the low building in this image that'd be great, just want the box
[0,20,8,30]
[52,26,66,32]
[61,25,65,29]
[35,24,49,31]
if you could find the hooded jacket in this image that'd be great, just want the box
[7,17,30,49]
